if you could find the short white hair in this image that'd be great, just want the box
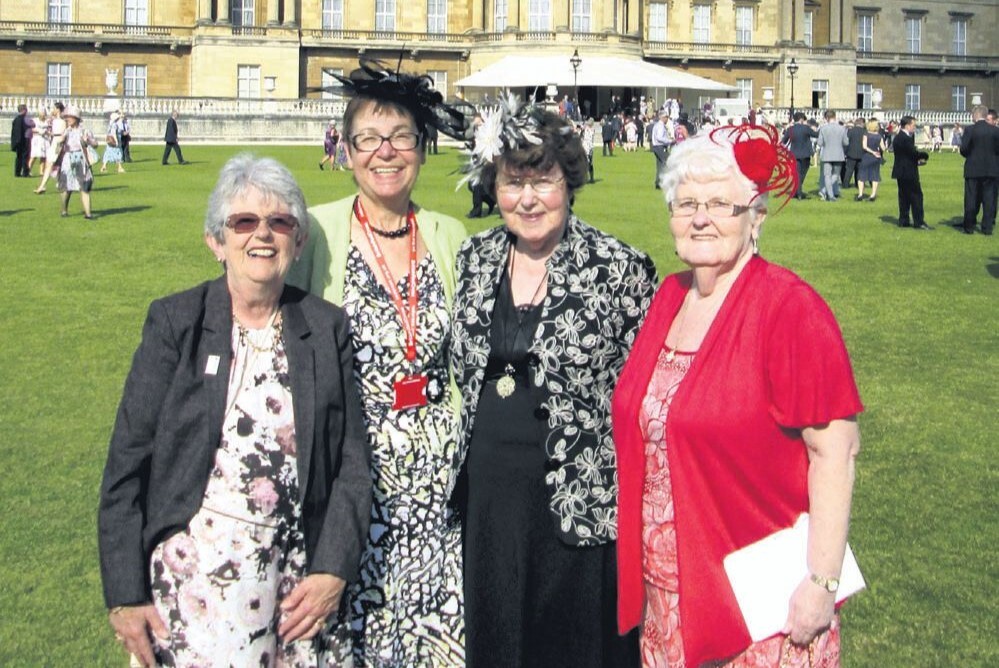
[660,130,769,217]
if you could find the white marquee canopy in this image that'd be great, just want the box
[456,55,737,92]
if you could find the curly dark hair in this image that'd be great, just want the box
[479,110,589,198]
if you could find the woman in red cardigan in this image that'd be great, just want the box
[612,125,863,667]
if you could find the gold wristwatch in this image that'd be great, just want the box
[809,572,840,593]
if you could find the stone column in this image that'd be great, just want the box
[283,0,299,27]
[196,0,212,25]
[217,0,230,25]
[793,0,805,44]
[829,0,843,45]
[267,0,280,26]
[779,0,793,44]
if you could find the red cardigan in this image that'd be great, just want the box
[612,257,863,666]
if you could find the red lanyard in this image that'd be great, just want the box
[353,197,420,363]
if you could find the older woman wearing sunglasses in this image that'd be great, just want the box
[99,154,371,667]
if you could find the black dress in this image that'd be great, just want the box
[464,273,638,668]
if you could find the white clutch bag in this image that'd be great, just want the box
[723,513,866,642]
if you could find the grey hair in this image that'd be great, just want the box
[660,131,768,218]
[204,154,309,244]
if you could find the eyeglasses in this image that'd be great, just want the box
[669,198,751,218]
[349,131,421,152]
[496,176,566,195]
[225,212,300,235]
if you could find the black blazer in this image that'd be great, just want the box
[451,218,657,546]
[891,131,926,181]
[164,117,179,143]
[10,113,25,148]
[782,122,818,160]
[846,125,867,160]
[98,277,371,608]
[959,120,999,178]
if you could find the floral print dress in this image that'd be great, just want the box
[338,246,464,667]
[640,346,840,668]
[150,321,339,667]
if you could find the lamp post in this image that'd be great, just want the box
[787,57,799,122]
[570,48,582,112]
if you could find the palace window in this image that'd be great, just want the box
[735,6,753,46]
[124,0,148,26]
[904,84,920,111]
[857,14,873,52]
[952,18,967,55]
[48,0,70,23]
[857,83,873,109]
[376,0,395,32]
[427,0,446,34]
[736,79,753,105]
[952,85,966,112]
[427,70,448,96]
[905,16,921,55]
[237,65,261,98]
[47,63,71,96]
[804,11,813,47]
[529,0,552,31]
[494,0,508,32]
[321,68,344,100]
[231,0,254,27]
[572,0,592,33]
[692,5,711,44]
[812,80,829,108]
[123,65,147,97]
[649,3,667,42]
[322,0,344,30]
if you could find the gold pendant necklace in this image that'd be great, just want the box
[496,246,548,399]
[496,365,517,398]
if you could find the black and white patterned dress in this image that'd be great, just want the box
[339,245,464,667]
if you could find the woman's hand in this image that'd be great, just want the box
[782,576,835,646]
[278,573,346,643]
[108,604,169,668]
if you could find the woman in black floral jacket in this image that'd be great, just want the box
[451,95,658,668]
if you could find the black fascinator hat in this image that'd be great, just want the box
[312,57,472,141]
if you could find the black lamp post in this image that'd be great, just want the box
[787,57,799,122]
[570,48,582,111]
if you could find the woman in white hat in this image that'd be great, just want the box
[101,110,126,174]
[56,105,98,218]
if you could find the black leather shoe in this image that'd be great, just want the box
[961,227,975,234]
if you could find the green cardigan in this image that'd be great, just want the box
[286,194,468,417]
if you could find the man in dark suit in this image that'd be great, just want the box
[162,109,187,165]
[844,117,867,190]
[959,105,999,235]
[891,115,931,230]
[782,112,818,199]
[10,104,32,177]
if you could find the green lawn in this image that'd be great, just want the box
[1,144,996,666]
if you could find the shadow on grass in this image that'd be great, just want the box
[878,215,899,226]
[0,208,33,216]
[92,184,128,192]
[987,257,999,279]
[94,205,153,218]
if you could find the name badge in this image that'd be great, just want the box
[205,354,220,376]
[392,373,429,411]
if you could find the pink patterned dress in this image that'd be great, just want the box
[640,345,840,668]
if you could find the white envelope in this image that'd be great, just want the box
[723,513,866,642]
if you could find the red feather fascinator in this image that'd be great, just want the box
[709,124,798,210]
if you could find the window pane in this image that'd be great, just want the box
[693,5,711,44]
[572,0,591,33]
[237,65,260,98]
[47,63,71,96]
[321,68,344,100]
[857,15,873,52]
[49,0,71,24]
[904,84,920,110]
[952,85,966,111]
[736,6,753,46]
[649,3,667,42]
[952,19,966,56]
[123,64,147,97]
[905,18,920,54]
[427,70,447,96]
[495,0,507,31]
[427,0,446,33]
[804,12,813,47]
[529,0,551,31]
[231,0,254,27]
[322,0,344,30]
[376,0,395,31]
[857,83,872,109]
